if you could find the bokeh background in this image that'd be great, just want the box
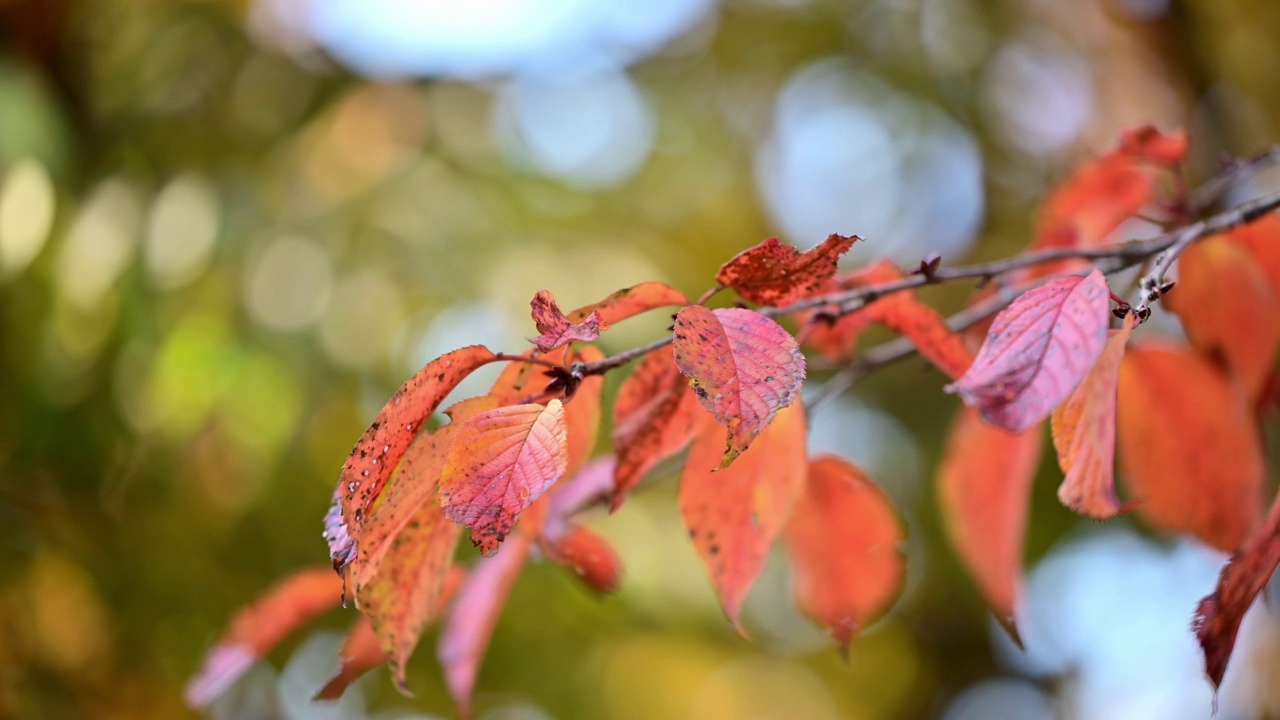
[3,0,1280,718]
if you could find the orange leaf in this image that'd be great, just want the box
[938,407,1043,631]
[1035,125,1186,252]
[185,568,342,708]
[784,456,905,652]
[1050,315,1135,518]
[610,346,704,510]
[946,270,1111,432]
[1117,344,1264,550]
[529,290,605,352]
[1229,213,1280,300]
[672,305,806,467]
[1166,234,1280,402]
[439,536,531,719]
[439,400,570,555]
[328,345,499,571]
[1194,494,1280,688]
[542,525,624,594]
[566,281,689,324]
[716,234,859,306]
[680,401,807,626]
[314,616,384,702]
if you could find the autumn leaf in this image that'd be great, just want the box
[946,270,1111,433]
[1229,213,1280,301]
[328,345,499,571]
[545,455,616,541]
[1194,494,1280,689]
[784,456,905,653]
[1166,234,1280,403]
[716,234,858,306]
[672,305,806,467]
[680,401,807,626]
[1050,314,1135,518]
[938,407,1043,633]
[1035,125,1186,253]
[185,568,343,708]
[1117,343,1264,550]
[439,535,532,719]
[439,400,570,555]
[529,290,606,352]
[542,525,624,594]
[610,346,705,510]
[801,260,974,378]
[567,281,689,324]
[314,616,384,702]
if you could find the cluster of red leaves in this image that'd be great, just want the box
[189,124,1280,715]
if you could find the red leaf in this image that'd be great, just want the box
[938,407,1043,632]
[1117,343,1264,550]
[438,535,531,719]
[610,346,704,510]
[566,281,689,325]
[946,270,1111,432]
[716,234,859,306]
[529,290,605,352]
[680,401,807,626]
[1194,494,1280,688]
[1166,234,1280,403]
[545,455,616,541]
[185,568,342,708]
[1035,126,1186,253]
[314,616,383,702]
[801,260,974,378]
[328,346,499,571]
[672,305,806,467]
[542,525,624,594]
[1050,314,1135,518]
[439,400,570,555]
[784,456,905,652]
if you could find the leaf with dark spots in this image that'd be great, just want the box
[672,305,805,467]
[185,568,343,708]
[784,456,904,653]
[529,290,606,352]
[946,271,1111,433]
[938,407,1043,633]
[1117,343,1264,550]
[1051,315,1134,518]
[566,281,689,325]
[439,535,531,719]
[610,346,705,510]
[679,401,807,626]
[716,234,859,306]
[1194,494,1280,689]
[439,400,570,555]
[329,345,499,571]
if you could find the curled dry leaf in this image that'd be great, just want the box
[1166,234,1280,403]
[680,401,807,626]
[802,260,973,378]
[1194,495,1280,689]
[328,345,499,571]
[610,346,704,510]
[1050,314,1135,518]
[672,305,805,467]
[1117,343,1264,551]
[542,525,624,594]
[439,400,570,555]
[784,456,905,653]
[946,270,1111,433]
[938,407,1044,633]
[566,281,689,325]
[529,290,606,352]
[185,568,343,708]
[716,234,858,306]
[439,536,532,719]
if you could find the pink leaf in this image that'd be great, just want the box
[439,400,570,555]
[671,305,806,467]
[946,270,1111,432]
[529,290,605,352]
